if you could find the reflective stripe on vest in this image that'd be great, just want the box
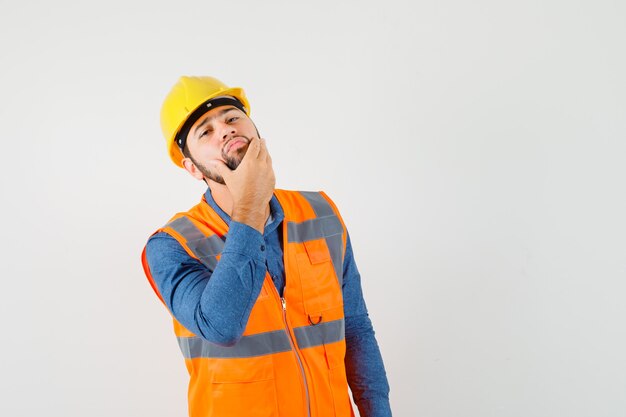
[293,318,345,349]
[178,329,292,359]
[166,216,225,271]
[177,318,346,359]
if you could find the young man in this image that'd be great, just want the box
[141,76,392,417]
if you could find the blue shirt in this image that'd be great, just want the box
[145,188,392,417]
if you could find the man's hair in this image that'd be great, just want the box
[182,143,192,159]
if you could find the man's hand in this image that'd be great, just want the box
[210,137,275,234]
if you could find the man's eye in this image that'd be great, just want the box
[199,129,211,138]
[227,117,239,123]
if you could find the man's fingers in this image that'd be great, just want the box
[210,159,231,179]
[257,137,269,159]
[251,136,263,159]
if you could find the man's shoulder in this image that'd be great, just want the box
[145,230,189,264]
[151,194,226,234]
[276,188,337,202]
[147,230,177,244]
[275,189,346,234]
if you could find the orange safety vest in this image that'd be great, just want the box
[141,189,356,417]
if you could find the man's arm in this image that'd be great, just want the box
[146,136,276,345]
[145,221,267,346]
[343,231,393,417]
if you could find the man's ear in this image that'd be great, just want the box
[182,157,205,181]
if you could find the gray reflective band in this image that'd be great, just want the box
[287,215,343,243]
[167,217,205,241]
[325,233,344,286]
[299,191,334,216]
[178,329,292,359]
[294,318,345,349]
[186,235,224,271]
[165,217,225,271]
[294,192,345,285]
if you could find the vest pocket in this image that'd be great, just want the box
[211,355,275,383]
[209,356,279,417]
[296,246,343,316]
[303,238,331,264]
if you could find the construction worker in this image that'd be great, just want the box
[141,76,392,417]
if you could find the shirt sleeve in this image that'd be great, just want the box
[342,231,393,417]
[145,221,268,346]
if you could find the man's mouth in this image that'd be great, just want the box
[225,137,247,153]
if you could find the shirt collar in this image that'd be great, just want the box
[204,187,285,234]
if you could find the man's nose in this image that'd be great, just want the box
[216,120,236,141]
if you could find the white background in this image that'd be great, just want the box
[1,0,625,416]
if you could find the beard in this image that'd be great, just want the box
[191,136,251,185]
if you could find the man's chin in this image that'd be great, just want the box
[225,153,246,171]
[223,144,249,167]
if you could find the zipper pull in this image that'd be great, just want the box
[281,297,287,311]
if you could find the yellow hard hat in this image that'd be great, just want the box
[160,76,250,167]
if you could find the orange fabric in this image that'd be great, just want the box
[141,189,355,417]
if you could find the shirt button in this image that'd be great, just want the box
[260,244,265,251]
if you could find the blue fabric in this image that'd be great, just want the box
[145,188,392,417]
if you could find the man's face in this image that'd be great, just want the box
[183,105,259,185]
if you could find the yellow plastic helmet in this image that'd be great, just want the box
[160,76,250,167]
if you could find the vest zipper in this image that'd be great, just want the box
[280,295,312,417]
